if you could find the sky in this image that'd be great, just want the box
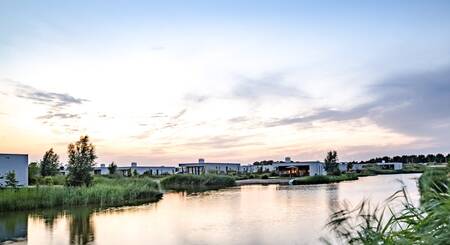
[1,0,450,166]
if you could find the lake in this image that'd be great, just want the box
[0,173,421,245]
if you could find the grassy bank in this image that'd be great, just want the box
[160,174,235,191]
[0,177,162,212]
[291,174,358,185]
[325,167,449,244]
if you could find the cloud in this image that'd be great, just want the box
[37,112,81,120]
[232,73,306,100]
[172,109,187,120]
[14,83,87,108]
[266,67,450,148]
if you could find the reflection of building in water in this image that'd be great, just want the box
[0,212,28,242]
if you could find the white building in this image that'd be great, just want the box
[179,159,241,175]
[377,161,403,170]
[272,157,326,176]
[93,162,177,176]
[0,154,28,187]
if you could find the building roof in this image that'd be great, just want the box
[179,162,240,166]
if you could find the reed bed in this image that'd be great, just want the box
[0,177,162,212]
[160,174,235,191]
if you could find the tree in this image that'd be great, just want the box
[435,153,445,163]
[40,148,60,176]
[5,171,18,188]
[28,161,40,185]
[426,154,436,163]
[67,136,97,186]
[325,151,339,175]
[133,169,138,177]
[347,161,354,172]
[108,162,117,175]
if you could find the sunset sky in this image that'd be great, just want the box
[1,1,449,165]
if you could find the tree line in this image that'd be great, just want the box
[350,153,450,164]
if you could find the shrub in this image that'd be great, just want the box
[161,174,235,191]
[261,174,269,179]
[292,174,358,185]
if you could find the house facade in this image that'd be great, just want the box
[377,161,403,170]
[93,162,177,176]
[0,153,28,187]
[179,159,240,175]
[272,157,326,177]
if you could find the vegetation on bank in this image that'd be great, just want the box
[324,166,449,244]
[292,174,358,185]
[160,174,235,191]
[0,176,162,212]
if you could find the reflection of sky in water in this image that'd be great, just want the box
[2,174,421,245]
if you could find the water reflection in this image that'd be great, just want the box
[1,174,421,245]
[0,212,27,242]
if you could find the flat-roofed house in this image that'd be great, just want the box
[273,157,326,177]
[179,159,240,175]
[0,153,28,187]
[377,161,403,170]
[93,162,177,176]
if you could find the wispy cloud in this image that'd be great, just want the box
[232,73,307,100]
[265,67,450,148]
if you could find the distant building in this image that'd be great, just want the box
[179,158,241,175]
[93,162,177,176]
[377,161,403,170]
[273,157,326,176]
[0,153,28,187]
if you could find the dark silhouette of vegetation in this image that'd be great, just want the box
[5,171,18,188]
[67,136,97,187]
[324,151,340,175]
[349,153,450,165]
[107,162,117,175]
[40,148,60,177]
[28,161,40,185]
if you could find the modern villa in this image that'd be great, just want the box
[272,157,326,176]
[93,162,177,176]
[0,153,28,187]
[179,159,241,175]
[377,161,403,170]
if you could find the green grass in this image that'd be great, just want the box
[160,174,235,191]
[292,174,358,185]
[0,176,162,212]
[324,167,450,244]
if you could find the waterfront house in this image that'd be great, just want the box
[93,162,177,176]
[377,161,403,170]
[179,158,241,175]
[272,157,326,177]
[0,153,28,186]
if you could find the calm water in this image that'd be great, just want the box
[1,174,421,245]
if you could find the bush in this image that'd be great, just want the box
[161,174,235,191]
[292,174,358,185]
[261,174,269,179]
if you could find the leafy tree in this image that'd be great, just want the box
[5,171,18,188]
[435,153,445,163]
[40,148,60,176]
[133,169,138,177]
[324,151,339,175]
[108,162,117,175]
[347,161,354,172]
[66,136,97,186]
[426,154,436,163]
[28,161,40,185]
